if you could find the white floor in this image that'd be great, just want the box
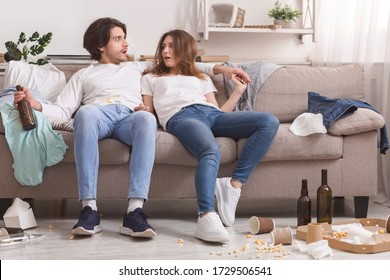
[1,197,390,260]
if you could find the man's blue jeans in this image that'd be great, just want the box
[166,105,279,213]
[73,104,157,200]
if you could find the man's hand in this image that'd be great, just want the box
[213,65,251,84]
[14,86,42,111]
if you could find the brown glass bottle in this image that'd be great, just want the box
[317,169,332,224]
[297,179,311,227]
[16,85,36,131]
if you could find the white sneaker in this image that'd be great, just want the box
[215,177,241,227]
[195,212,230,243]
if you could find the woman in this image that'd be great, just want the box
[141,29,279,243]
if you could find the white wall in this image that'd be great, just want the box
[0,0,314,62]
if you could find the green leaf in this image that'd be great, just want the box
[18,32,26,44]
[30,45,44,56]
[5,41,18,51]
[38,32,52,47]
[22,45,30,61]
[28,31,40,42]
[34,58,49,65]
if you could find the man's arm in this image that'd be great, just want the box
[195,62,251,83]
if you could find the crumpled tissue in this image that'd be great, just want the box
[294,239,333,259]
[332,223,374,244]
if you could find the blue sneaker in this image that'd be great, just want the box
[71,206,102,235]
[119,208,156,238]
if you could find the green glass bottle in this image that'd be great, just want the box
[317,169,332,224]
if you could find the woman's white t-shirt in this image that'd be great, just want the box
[141,73,218,130]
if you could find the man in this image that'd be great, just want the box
[14,17,250,239]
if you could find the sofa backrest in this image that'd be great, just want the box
[56,63,365,124]
[211,64,365,123]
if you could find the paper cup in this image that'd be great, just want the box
[270,227,293,245]
[249,216,275,234]
[306,223,323,244]
[386,215,390,233]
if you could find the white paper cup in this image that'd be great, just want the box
[270,227,293,245]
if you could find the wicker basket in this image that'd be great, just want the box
[209,3,245,28]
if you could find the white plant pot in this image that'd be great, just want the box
[273,19,294,29]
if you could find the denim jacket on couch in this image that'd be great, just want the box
[308,91,389,155]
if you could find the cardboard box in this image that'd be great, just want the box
[3,198,37,229]
[296,218,390,254]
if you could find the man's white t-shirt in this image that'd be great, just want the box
[41,62,215,120]
[141,73,218,130]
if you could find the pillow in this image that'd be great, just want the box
[3,61,66,102]
[45,115,74,132]
[328,108,385,135]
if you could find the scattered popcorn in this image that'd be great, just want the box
[69,235,74,240]
[332,231,348,238]
[246,234,253,239]
[255,238,265,245]
[177,239,184,244]
[242,244,249,252]
[233,248,240,254]
[379,229,385,234]
[48,224,54,230]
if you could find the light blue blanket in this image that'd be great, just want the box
[0,87,68,186]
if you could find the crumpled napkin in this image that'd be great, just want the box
[294,240,333,259]
[332,223,374,244]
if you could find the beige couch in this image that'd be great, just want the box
[0,63,381,218]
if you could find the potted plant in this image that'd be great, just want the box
[267,1,303,28]
[4,31,52,65]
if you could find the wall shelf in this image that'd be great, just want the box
[196,0,315,42]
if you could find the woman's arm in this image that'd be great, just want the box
[141,94,155,114]
[217,74,247,112]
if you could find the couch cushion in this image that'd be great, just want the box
[237,123,343,161]
[60,131,131,164]
[59,129,237,166]
[155,130,237,166]
[328,108,385,136]
[255,64,365,123]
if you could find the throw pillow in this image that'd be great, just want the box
[45,115,74,132]
[3,61,66,102]
[328,108,385,135]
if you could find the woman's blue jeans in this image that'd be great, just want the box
[73,104,157,201]
[166,104,279,213]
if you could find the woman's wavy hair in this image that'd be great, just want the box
[149,29,205,79]
[83,17,127,61]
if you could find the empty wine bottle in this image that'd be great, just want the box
[16,85,36,131]
[297,179,311,227]
[317,169,332,224]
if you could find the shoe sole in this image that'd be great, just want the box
[215,180,233,227]
[71,225,103,236]
[119,226,156,238]
[195,231,230,243]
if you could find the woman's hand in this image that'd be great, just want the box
[134,103,150,112]
[14,86,42,111]
[231,74,247,96]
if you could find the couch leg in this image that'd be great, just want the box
[354,196,369,218]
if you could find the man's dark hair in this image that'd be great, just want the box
[83,17,127,61]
